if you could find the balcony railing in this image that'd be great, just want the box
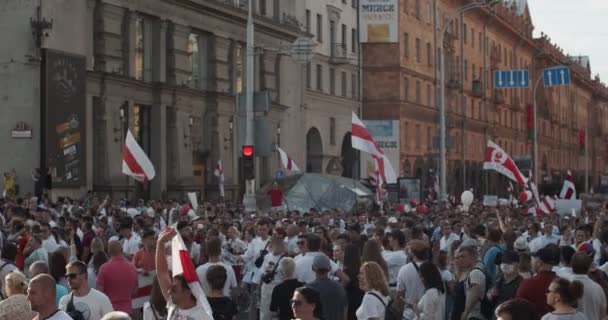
[330,43,350,64]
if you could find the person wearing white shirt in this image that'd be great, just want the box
[196,238,237,298]
[397,239,428,315]
[568,252,607,320]
[439,221,460,252]
[119,223,141,260]
[285,225,300,256]
[58,261,114,320]
[357,262,390,320]
[240,220,271,320]
[530,222,560,253]
[382,230,408,289]
[294,234,348,284]
[254,236,287,320]
[40,223,59,254]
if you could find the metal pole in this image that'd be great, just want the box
[585,128,589,193]
[532,75,542,184]
[243,0,256,212]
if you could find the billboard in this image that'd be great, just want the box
[44,49,87,187]
[360,120,400,182]
[359,0,399,43]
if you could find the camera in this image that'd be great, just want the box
[261,271,275,284]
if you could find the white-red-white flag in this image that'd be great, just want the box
[171,230,214,319]
[483,141,528,187]
[214,160,225,198]
[560,170,576,199]
[367,160,381,204]
[122,130,155,182]
[351,112,397,183]
[276,146,300,173]
[537,195,556,215]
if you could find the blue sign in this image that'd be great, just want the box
[494,70,529,89]
[274,169,286,180]
[543,66,571,87]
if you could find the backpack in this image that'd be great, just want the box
[600,242,608,266]
[66,292,86,320]
[368,292,401,320]
[466,265,494,320]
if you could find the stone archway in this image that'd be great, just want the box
[341,133,357,178]
[306,127,323,173]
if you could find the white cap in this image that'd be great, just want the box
[388,217,398,224]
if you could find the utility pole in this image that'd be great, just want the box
[243,0,256,212]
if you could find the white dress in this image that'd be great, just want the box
[417,288,446,320]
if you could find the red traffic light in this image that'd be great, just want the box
[242,145,254,157]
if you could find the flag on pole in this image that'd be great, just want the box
[433,174,440,200]
[122,130,156,182]
[276,146,300,173]
[483,140,528,187]
[171,230,214,319]
[214,160,225,198]
[351,112,397,183]
[560,170,576,199]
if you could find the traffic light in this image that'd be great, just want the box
[242,145,255,180]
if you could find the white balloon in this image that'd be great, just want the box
[461,190,474,211]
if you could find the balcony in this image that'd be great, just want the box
[329,43,351,65]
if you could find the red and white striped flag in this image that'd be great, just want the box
[483,141,528,187]
[560,170,576,199]
[537,196,556,215]
[122,130,155,182]
[171,230,214,319]
[276,146,300,173]
[351,112,397,184]
[367,160,381,204]
[214,160,225,198]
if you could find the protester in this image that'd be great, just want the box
[489,250,523,308]
[542,278,588,320]
[27,274,73,320]
[206,265,238,320]
[0,242,18,296]
[256,235,287,320]
[29,260,69,305]
[291,286,324,320]
[357,261,390,320]
[0,270,37,320]
[23,234,48,278]
[397,239,429,317]
[568,251,607,319]
[416,262,446,320]
[516,244,559,316]
[309,254,348,320]
[495,298,540,320]
[97,240,138,314]
[142,278,167,320]
[270,257,303,320]
[59,260,114,320]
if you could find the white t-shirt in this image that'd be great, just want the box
[356,290,389,320]
[382,250,408,286]
[295,251,339,284]
[465,267,486,319]
[242,237,270,283]
[167,300,212,320]
[396,261,425,305]
[196,261,237,297]
[42,236,59,253]
[440,233,460,252]
[569,274,606,320]
[47,310,74,320]
[58,289,114,320]
[122,233,141,257]
[417,288,446,320]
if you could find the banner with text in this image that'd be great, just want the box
[360,120,400,182]
[360,0,399,43]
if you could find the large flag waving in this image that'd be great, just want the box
[560,170,576,199]
[351,112,397,183]
[122,130,155,182]
[483,140,527,186]
[276,146,300,173]
[214,160,225,198]
[171,231,214,319]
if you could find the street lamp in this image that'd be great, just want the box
[438,0,499,201]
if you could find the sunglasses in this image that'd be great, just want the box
[291,299,303,307]
[65,273,82,279]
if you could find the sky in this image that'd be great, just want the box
[527,0,608,83]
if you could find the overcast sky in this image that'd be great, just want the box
[527,0,608,83]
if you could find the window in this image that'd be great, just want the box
[341,71,347,97]
[351,28,357,53]
[472,63,476,79]
[427,84,432,107]
[463,23,467,44]
[404,77,410,101]
[329,68,335,95]
[187,33,210,90]
[352,0,357,9]
[234,43,244,93]
[427,126,432,150]
[471,28,475,48]
[134,16,154,82]
[316,14,323,42]
[330,118,336,145]
[341,24,347,50]
[306,62,311,88]
[260,0,266,16]
[479,32,482,53]
[426,42,432,65]
[415,0,421,18]
[316,64,323,91]
[415,80,421,104]
[426,1,431,23]
[415,38,421,63]
[403,122,409,149]
[403,33,410,58]
[403,0,409,14]
[464,59,468,81]
[305,10,311,32]
[351,73,358,98]
[415,124,421,149]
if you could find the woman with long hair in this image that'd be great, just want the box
[49,250,68,287]
[88,250,108,290]
[0,271,37,320]
[361,240,389,278]
[542,278,588,320]
[143,277,168,320]
[416,262,446,320]
[356,261,390,320]
[344,243,364,320]
[292,286,324,320]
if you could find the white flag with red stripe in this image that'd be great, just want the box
[538,196,556,215]
[367,160,381,204]
[171,230,214,319]
[483,141,528,187]
[560,170,576,199]
[122,130,155,182]
[276,146,300,173]
[351,113,397,183]
[214,160,225,198]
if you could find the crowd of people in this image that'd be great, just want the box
[0,190,607,320]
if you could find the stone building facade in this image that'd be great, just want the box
[362,0,608,196]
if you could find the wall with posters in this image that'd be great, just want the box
[359,120,400,182]
[359,0,399,43]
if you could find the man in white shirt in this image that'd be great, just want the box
[439,220,460,252]
[40,223,59,254]
[119,222,141,260]
[382,230,408,289]
[196,238,237,297]
[294,234,348,284]
[397,239,428,310]
[240,219,272,320]
[285,224,300,256]
[27,274,73,320]
[59,261,114,320]
[569,252,607,320]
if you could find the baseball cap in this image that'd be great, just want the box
[514,237,529,252]
[312,254,332,272]
[533,244,560,265]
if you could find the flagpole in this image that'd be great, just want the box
[585,128,589,194]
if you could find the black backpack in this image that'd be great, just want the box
[66,292,86,320]
[368,292,401,320]
[466,266,494,320]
